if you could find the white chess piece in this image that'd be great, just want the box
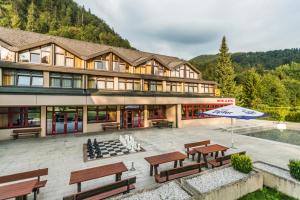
[137,143,141,151]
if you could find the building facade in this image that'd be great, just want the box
[0,27,234,140]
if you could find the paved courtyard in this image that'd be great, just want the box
[0,120,300,200]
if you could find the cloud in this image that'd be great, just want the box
[74,0,300,59]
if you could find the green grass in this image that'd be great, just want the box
[239,187,297,200]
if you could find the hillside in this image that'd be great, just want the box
[190,48,300,79]
[0,0,132,49]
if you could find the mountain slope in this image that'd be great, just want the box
[190,48,300,79]
[0,0,132,49]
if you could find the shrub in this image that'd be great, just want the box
[285,112,300,122]
[288,159,300,181]
[231,154,253,174]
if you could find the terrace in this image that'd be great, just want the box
[0,120,299,199]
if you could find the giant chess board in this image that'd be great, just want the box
[83,135,145,161]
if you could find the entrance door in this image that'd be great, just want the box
[47,106,83,135]
[126,111,133,128]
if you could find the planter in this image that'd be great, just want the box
[113,181,192,200]
[254,161,300,199]
[181,165,263,200]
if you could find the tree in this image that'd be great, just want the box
[260,74,289,107]
[215,36,236,97]
[241,68,261,108]
[26,1,39,32]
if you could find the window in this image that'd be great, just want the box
[185,83,198,93]
[166,82,181,92]
[94,60,108,71]
[153,61,165,76]
[144,81,163,92]
[88,76,114,90]
[113,61,126,72]
[0,46,15,61]
[148,105,166,119]
[0,107,41,129]
[202,84,215,94]
[87,106,117,123]
[54,46,78,67]
[181,104,229,120]
[50,73,82,88]
[19,45,51,64]
[2,69,43,87]
[119,79,141,91]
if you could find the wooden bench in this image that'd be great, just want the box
[63,177,136,200]
[0,168,48,200]
[184,140,210,161]
[102,122,120,131]
[11,128,41,139]
[152,120,173,128]
[208,151,246,168]
[155,163,205,183]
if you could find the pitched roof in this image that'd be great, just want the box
[0,27,196,70]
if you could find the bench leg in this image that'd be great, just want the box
[215,151,219,158]
[203,154,208,168]
[197,153,201,163]
[115,172,122,181]
[150,165,153,176]
[174,160,178,168]
[179,159,183,167]
[192,154,195,161]
[77,182,81,192]
[154,165,159,175]
[221,151,225,156]
[33,190,37,200]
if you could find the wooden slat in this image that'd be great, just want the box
[12,128,41,134]
[160,163,204,177]
[0,179,37,200]
[184,140,210,148]
[0,168,48,184]
[69,162,128,185]
[144,151,186,166]
[193,144,228,155]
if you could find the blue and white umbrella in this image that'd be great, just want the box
[203,105,267,148]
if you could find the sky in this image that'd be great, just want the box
[74,0,300,60]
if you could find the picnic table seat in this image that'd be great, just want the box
[0,168,48,200]
[102,122,120,131]
[154,163,205,183]
[11,128,42,139]
[208,151,246,168]
[184,140,210,161]
[63,177,136,200]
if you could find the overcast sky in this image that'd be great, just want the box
[74,0,300,60]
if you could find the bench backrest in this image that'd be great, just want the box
[184,140,210,149]
[13,128,42,134]
[64,177,136,200]
[216,151,246,165]
[0,168,48,184]
[160,163,204,181]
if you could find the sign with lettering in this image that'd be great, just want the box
[215,89,221,96]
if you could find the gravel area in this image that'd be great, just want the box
[118,182,190,200]
[254,162,299,183]
[186,167,248,193]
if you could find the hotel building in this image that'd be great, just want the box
[0,27,234,139]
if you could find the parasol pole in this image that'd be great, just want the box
[231,118,236,148]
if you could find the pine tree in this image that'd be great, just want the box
[26,1,39,32]
[241,68,261,107]
[215,36,236,97]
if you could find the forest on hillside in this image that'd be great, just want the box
[0,0,132,48]
[190,48,300,80]
[192,45,300,122]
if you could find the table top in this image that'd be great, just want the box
[0,179,37,200]
[69,162,128,185]
[144,151,186,166]
[193,144,229,155]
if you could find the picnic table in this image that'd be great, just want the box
[144,151,187,176]
[0,179,37,200]
[69,162,128,192]
[194,144,229,167]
